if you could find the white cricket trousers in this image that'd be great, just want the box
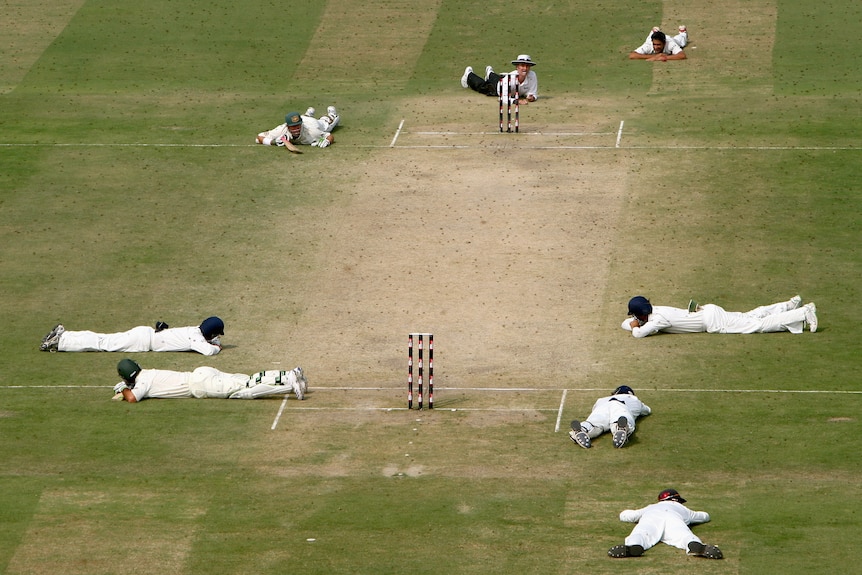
[625,514,701,551]
[188,367,250,398]
[58,326,153,352]
[701,304,806,334]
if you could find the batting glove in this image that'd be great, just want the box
[113,382,129,394]
[315,136,331,148]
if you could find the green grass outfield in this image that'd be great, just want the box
[1,0,861,574]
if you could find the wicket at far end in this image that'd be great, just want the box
[407,333,434,409]
[498,74,520,133]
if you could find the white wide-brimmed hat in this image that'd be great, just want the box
[511,54,537,66]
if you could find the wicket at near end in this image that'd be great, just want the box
[407,333,433,409]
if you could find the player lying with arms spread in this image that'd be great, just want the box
[608,489,723,559]
[629,26,688,61]
[256,106,340,153]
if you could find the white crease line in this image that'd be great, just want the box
[408,131,614,136]
[389,119,405,147]
[555,389,567,432]
[0,143,251,147]
[364,144,861,150]
[279,406,560,412]
[271,396,289,430]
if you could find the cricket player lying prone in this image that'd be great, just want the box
[256,107,340,153]
[40,317,225,355]
[112,359,308,402]
[623,295,818,337]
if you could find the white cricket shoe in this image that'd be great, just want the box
[569,420,591,449]
[804,303,818,333]
[40,324,65,352]
[461,66,472,88]
[676,26,688,47]
[291,367,306,400]
[787,295,802,310]
[293,367,308,395]
[484,65,493,81]
[303,107,315,117]
[612,416,629,448]
[291,382,304,400]
[320,106,340,132]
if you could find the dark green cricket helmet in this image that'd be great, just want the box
[117,358,142,386]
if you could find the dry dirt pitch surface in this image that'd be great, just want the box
[281,95,630,408]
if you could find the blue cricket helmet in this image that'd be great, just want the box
[628,296,652,318]
[613,385,635,396]
[199,316,225,340]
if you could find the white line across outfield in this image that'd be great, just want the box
[1,143,858,151]
[369,144,861,151]
[5,385,862,393]
[5,386,859,433]
[0,143,252,147]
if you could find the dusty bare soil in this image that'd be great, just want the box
[284,102,631,390]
